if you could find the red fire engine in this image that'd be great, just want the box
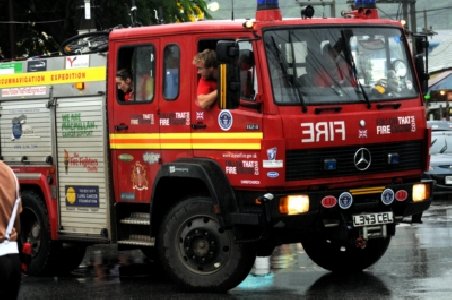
[0,0,431,292]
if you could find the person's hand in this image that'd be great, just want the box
[9,228,17,241]
[196,89,217,109]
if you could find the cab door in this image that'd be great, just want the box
[108,40,160,203]
[157,41,193,165]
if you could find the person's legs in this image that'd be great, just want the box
[0,254,22,300]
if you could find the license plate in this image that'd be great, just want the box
[352,211,394,227]
[446,176,452,185]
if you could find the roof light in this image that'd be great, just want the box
[353,0,376,8]
[257,0,279,11]
[256,0,282,21]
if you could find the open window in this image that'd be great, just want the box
[116,45,155,103]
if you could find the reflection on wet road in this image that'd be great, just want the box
[19,200,452,299]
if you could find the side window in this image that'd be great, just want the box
[238,41,256,100]
[117,45,154,102]
[163,45,180,100]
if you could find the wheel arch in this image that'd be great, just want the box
[150,158,237,237]
[19,181,58,240]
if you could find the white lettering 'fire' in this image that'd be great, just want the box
[301,121,345,143]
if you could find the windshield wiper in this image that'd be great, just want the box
[269,36,307,113]
[340,31,371,109]
[288,30,307,113]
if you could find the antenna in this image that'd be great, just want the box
[231,0,234,20]
[130,0,138,27]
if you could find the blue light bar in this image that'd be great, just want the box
[257,0,279,11]
[353,0,376,8]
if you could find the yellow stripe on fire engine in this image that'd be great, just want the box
[350,186,386,195]
[0,66,106,88]
[109,132,263,150]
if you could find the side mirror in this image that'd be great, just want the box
[216,40,239,64]
[412,35,429,94]
[415,56,429,94]
[216,40,240,109]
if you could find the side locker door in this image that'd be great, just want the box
[55,54,111,238]
[109,40,160,203]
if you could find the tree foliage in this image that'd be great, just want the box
[0,0,210,60]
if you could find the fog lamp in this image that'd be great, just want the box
[280,194,309,215]
[412,183,430,202]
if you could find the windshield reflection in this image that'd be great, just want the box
[264,27,418,106]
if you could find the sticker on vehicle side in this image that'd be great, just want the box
[218,110,233,131]
[266,171,279,178]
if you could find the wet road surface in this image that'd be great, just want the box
[18,199,452,299]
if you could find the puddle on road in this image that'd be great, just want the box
[74,242,307,282]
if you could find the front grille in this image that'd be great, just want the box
[286,141,424,181]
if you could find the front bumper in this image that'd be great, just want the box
[230,181,432,231]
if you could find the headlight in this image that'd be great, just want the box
[412,183,430,202]
[279,195,310,215]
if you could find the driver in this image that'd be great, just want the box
[314,43,355,88]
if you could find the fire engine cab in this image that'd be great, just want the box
[0,0,431,292]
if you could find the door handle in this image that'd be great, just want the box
[191,123,207,130]
[115,123,129,131]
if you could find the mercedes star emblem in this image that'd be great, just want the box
[354,148,371,170]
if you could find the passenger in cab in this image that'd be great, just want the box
[193,49,218,109]
[116,69,134,101]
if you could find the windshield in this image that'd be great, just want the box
[264,27,418,105]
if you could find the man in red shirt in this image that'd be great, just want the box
[314,43,355,88]
[193,49,218,109]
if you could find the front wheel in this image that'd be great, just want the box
[20,190,86,275]
[158,198,256,292]
[20,190,53,275]
[302,234,391,272]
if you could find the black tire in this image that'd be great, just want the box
[50,243,86,275]
[20,190,87,275]
[158,198,256,292]
[20,190,53,275]
[302,235,391,272]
